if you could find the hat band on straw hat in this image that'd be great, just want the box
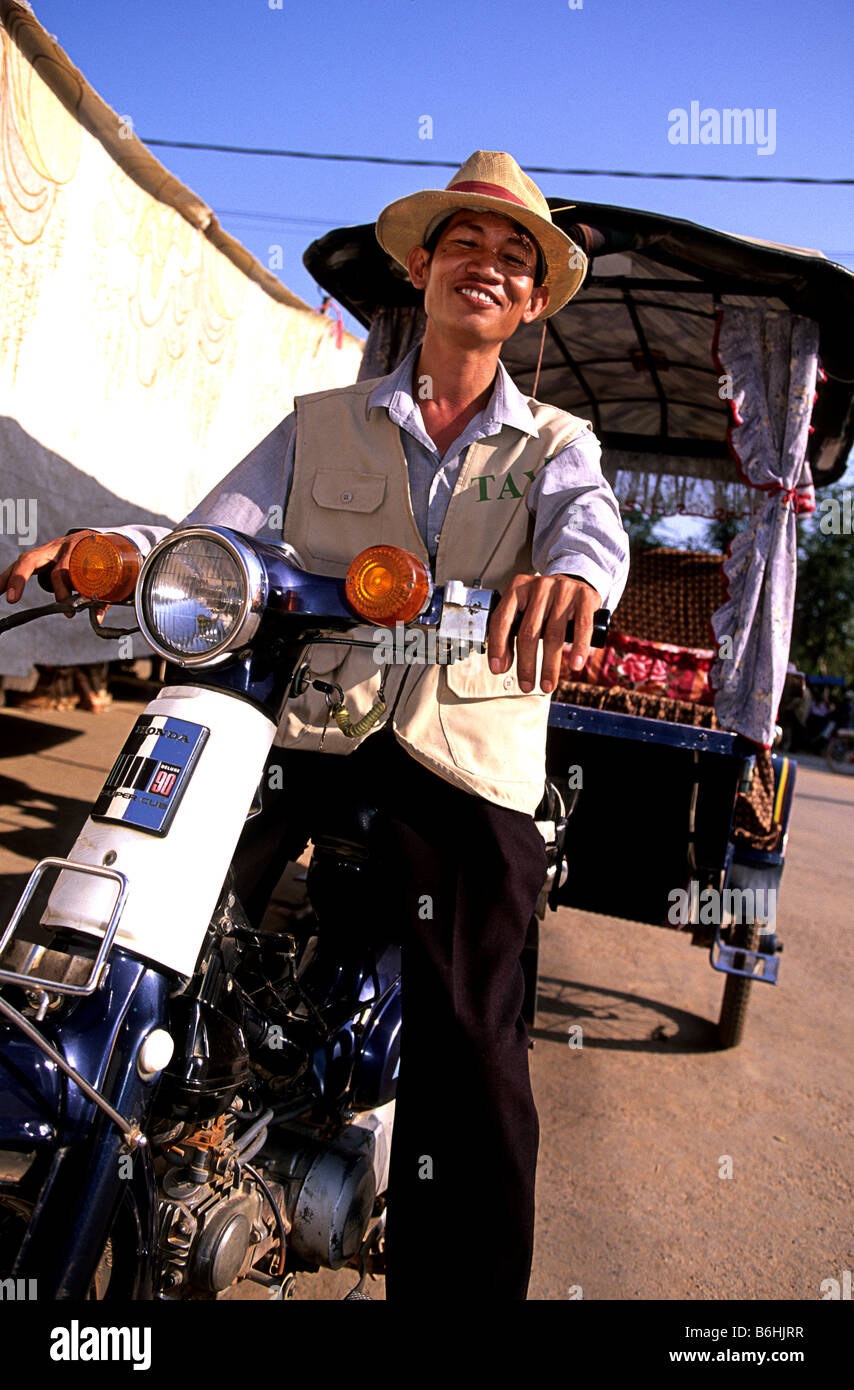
[450,180,529,207]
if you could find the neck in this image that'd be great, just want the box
[414,326,502,416]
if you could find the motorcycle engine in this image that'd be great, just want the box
[153,1105,387,1296]
[155,1115,287,1299]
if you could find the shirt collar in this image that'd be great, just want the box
[367,341,539,440]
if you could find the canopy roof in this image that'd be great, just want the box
[304,199,854,485]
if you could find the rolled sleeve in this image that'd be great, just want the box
[529,430,630,610]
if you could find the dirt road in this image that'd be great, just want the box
[530,750,853,1302]
[1,696,851,1303]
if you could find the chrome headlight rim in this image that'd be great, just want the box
[134,526,267,667]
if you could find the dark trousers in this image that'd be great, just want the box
[233,729,547,1300]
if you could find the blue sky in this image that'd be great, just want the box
[29,0,854,342]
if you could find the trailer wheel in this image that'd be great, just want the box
[717,923,762,1049]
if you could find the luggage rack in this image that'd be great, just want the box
[0,857,128,1015]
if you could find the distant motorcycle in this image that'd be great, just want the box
[825,727,854,775]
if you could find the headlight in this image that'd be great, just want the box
[135,528,266,665]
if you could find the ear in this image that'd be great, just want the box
[406,245,431,290]
[521,285,550,323]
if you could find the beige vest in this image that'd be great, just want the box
[278,375,591,814]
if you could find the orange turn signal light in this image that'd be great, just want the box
[345,546,431,625]
[67,532,141,603]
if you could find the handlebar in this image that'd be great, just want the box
[12,547,612,656]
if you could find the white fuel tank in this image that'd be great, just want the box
[42,685,277,977]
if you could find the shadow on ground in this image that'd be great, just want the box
[0,772,94,919]
[531,973,719,1053]
[0,710,83,757]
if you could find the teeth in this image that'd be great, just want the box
[459,288,496,304]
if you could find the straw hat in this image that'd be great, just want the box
[375,150,587,319]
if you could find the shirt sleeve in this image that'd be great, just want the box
[528,429,630,611]
[101,415,297,557]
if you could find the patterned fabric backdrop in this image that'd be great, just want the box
[0,5,363,676]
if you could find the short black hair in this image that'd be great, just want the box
[422,212,546,286]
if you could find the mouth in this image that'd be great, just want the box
[456,285,502,308]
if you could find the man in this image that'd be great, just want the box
[1,151,629,1299]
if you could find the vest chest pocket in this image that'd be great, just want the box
[306,470,387,564]
[444,650,537,698]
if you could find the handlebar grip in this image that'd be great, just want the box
[568,608,611,648]
[507,607,611,647]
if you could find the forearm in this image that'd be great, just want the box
[529,432,630,609]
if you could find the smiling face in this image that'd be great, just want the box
[406,209,550,349]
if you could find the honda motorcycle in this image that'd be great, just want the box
[0,527,607,1300]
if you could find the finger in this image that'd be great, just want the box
[51,536,86,615]
[51,565,73,606]
[487,584,524,675]
[50,536,82,605]
[565,589,597,672]
[2,538,70,604]
[539,591,574,693]
[2,552,43,604]
[514,581,555,692]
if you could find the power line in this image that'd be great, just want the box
[143,139,854,185]
[214,208,342,226]
[214,205,344,227]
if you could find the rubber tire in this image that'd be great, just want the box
[717,923,762,1050]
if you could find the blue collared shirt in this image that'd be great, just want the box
[117,342,629,608]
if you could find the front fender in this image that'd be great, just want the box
[0,1025,62,1146]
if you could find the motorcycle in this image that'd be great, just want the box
[825,726,854,775]
[0,526,607,1301]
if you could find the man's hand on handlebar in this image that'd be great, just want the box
[0,533,106,621]
[487,572,601,695]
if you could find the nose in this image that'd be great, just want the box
[464,244,502,281]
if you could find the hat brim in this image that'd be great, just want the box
[375,188,587,319]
